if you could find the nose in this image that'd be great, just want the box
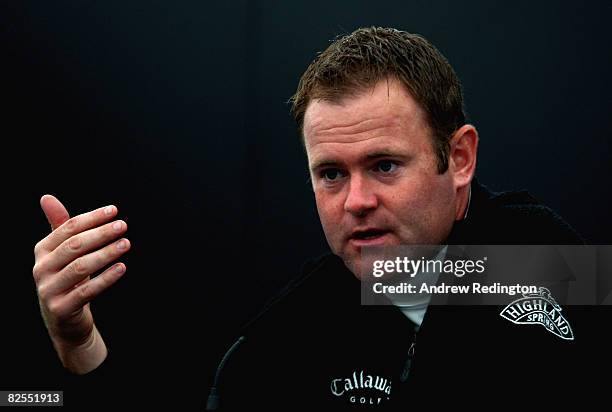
[344,174,378,216]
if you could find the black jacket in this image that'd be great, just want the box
[213,179,607,410]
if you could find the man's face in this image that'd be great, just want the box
[303,79,458,277]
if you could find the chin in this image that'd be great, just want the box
[337,252,364,279]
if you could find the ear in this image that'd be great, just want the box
[448,124,479,191]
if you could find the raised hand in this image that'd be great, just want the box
[33,195,130,374]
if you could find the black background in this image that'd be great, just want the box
[2,0,611,408]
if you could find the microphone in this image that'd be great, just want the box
[206,336,246,411]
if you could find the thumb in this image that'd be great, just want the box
[40,194,70,231]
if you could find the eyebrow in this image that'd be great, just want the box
[309,149,410,172]
[309,159,339,172]
[365,150,402,160]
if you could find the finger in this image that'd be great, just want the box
[46,238,131,296]
[42,219,128,273]
[38,203,118,254]
[56,263,126,318]
[40,194,70,231]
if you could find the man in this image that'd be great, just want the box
[33,27,593,409]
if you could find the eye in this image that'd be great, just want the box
[321,168,344,181]
[376,160,398,173]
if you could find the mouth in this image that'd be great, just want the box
[348,229,391,246]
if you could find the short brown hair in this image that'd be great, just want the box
[290,27,466,173]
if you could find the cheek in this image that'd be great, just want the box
[416,179,456,237]
[314,191,349,249]
[388,174,454,221]
[314,192,337,229]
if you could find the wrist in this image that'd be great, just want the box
[55,325,108,375]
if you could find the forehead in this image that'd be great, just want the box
[303,79,431,157]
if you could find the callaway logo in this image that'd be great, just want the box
[330,370,391,405]
[500,287,574,340]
